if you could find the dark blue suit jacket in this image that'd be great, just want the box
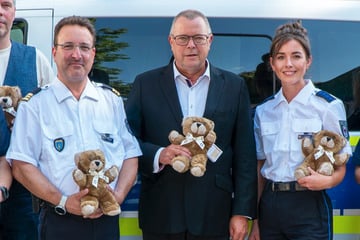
[125,62,257,236]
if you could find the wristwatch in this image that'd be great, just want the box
[54,195,67,215]
[0,186,9,201]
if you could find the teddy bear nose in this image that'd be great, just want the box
[2,98,7,103]
[196,123,201,128]
[326,137,331,141]
[95,161,100,166]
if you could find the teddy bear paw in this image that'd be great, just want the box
[317,162,334,176]
[73,169,85,181]
[105,206,121,216]
[302,137,312,148]
[81,204,96,216]
[108,166,119,178]
[168,130,180,142]
[190,166,204,177]
[294,169,306,180]
[337,153,349,164]
[172,160,187,173]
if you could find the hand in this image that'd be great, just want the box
[248,219,260,240]
[65,188,89,216]
[159,144,191,165]
[297,167,331,190]
[229,215,248,240]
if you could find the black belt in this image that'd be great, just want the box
[266,180,308,192]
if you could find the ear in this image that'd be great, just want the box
[306,55,312,69]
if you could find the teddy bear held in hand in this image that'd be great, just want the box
[0,85,21,129]
[72,149,121,216]
[168,116,216,177]
[294,130,350,180]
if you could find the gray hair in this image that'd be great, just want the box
[169,9,212,35]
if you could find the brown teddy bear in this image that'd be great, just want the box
[0,85,21,128]
[168,116,217,177]
[72,149,121,216]
[294,130,350,180]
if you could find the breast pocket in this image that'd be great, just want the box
[43,122,76,156]
[292,119,322,134]
[93,122,123,156]
[260,121,281,154]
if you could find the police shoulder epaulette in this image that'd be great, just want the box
[21,87,42,102]
[315,90,335,103]
[93,81,121,97]
[260,94,275,105]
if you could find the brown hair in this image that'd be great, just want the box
[53,16,96,47]
[270,21,311,59]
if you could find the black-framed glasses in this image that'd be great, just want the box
[171,34,210,46]
[55,43,93,53]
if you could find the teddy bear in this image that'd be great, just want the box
[0,85,22,129]
[168,116,217,177]
[72,149,121,216]
[294,130,350,180]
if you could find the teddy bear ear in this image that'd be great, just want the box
[74,152,81,165]
[341,137,346,147]
[14,86,22,97]
[94,149,104,157]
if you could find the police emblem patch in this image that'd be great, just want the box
[54,138,65,152]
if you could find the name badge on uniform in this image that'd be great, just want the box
[207,144,223,163]
[298,132,313,140]
[101,133,114,143]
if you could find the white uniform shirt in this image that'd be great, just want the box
[0,44,54,87]
[6,78,142,196]
[254,80,352,182]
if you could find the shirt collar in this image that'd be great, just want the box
[53,78,100,102]
[173,59,210,83]
[273,79,315,106]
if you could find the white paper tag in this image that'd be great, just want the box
[207,144,223,163]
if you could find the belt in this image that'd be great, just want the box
[267,180,308,192]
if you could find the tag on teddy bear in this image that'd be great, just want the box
[207,144,222,162]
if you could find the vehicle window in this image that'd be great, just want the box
[10,19,27,44]
[12,16,359,130]
[89,17,360,130]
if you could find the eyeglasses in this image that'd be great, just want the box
[55,43,93,53]
[171,34,210,46]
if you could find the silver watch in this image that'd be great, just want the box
[54,195,67,215]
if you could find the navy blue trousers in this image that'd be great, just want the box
[39,203,119,240]
[259,181,333,240]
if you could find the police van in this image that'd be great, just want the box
[12,0,360,239]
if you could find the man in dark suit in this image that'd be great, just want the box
[125,9,257,240]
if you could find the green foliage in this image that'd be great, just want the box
[87,18,132,97]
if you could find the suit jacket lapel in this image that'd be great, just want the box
[204,65,224,118]
[160,63,183,126]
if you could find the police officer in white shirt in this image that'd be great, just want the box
[249,22,352,240]
[6,16,141,240]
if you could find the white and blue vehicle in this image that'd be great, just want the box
[12,0,360,239]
